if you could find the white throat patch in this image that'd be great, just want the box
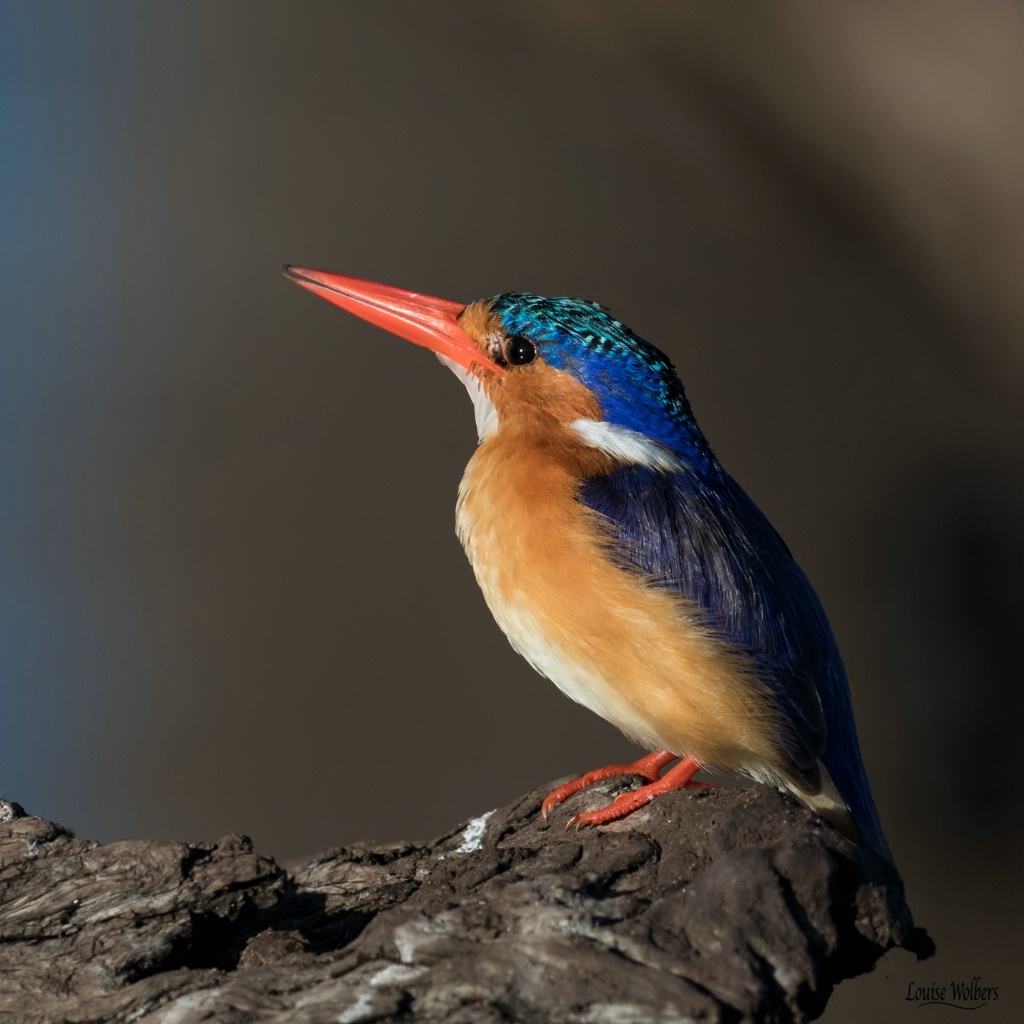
[436,354,499,442]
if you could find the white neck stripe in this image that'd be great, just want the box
[569,419,687,472]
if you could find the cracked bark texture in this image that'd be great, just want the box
[0,781,931,1024]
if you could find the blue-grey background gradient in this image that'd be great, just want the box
[2,4,1022,1021]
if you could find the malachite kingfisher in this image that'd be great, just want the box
[284,266,892,863]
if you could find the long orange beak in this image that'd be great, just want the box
[283,266,504,376]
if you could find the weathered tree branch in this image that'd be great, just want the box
[0,781,931,1023]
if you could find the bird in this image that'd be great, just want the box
[283,266,892,862]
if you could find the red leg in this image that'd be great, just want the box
[569,754,712,829]
[541,750,678,820]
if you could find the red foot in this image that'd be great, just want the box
[542,751,713,828]
[541,750,678,820]
[569,754,711,828]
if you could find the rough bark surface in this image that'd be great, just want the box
[0,781,931,1024]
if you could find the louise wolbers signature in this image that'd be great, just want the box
[905,977,999,1010]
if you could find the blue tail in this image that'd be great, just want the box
[819,658,892,861]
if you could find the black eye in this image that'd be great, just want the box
[506,335,536,366]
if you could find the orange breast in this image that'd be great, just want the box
[455,416,789,779]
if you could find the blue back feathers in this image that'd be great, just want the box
[581,465,889,859]
[582,466,826,774]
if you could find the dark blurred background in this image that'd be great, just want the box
[1,2,1021,1020]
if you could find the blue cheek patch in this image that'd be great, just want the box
[489,293,714,470]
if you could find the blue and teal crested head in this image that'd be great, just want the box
[471,292,716,471]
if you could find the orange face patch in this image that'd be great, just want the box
[457,300,605,453]
[456,300,504,364]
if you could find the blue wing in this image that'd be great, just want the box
[579,464,888,858]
